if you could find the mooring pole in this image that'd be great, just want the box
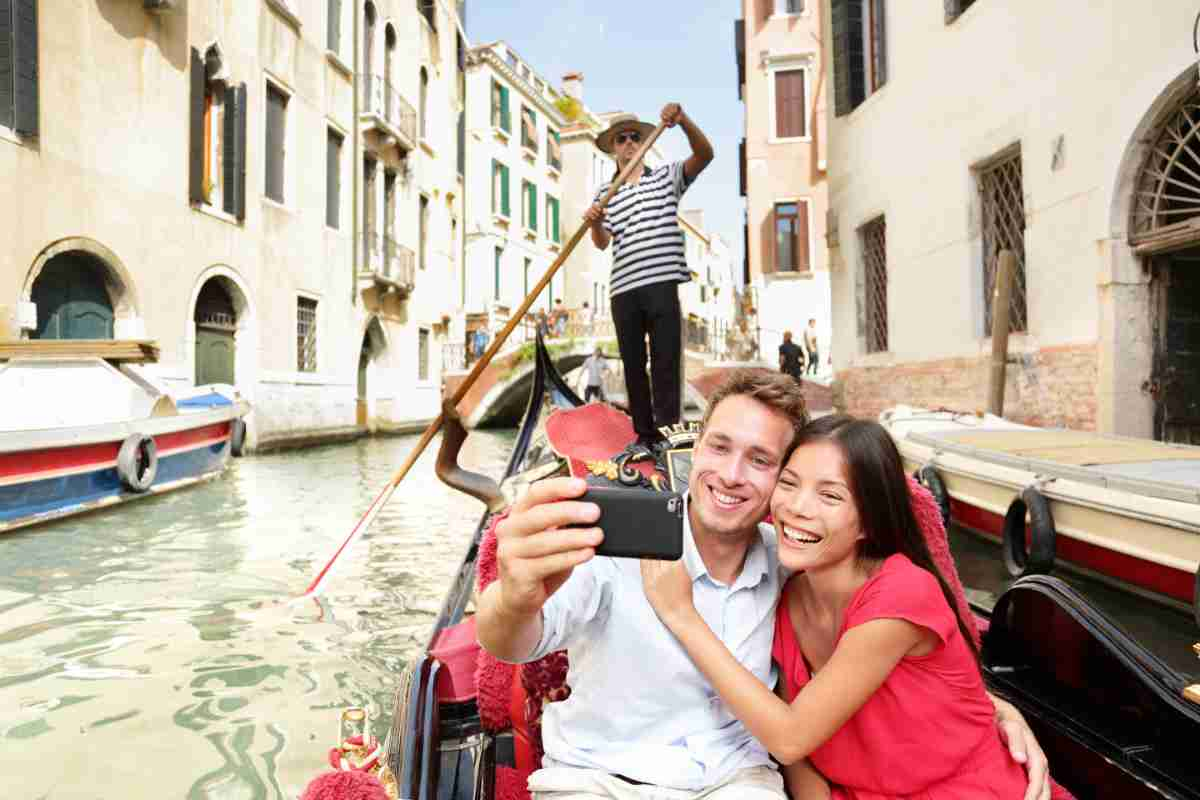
[987,249,1017,416]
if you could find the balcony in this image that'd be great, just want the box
[359,74,417,154]
[360,229,416,296]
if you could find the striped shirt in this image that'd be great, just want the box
[595,161,694,297]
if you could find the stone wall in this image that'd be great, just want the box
[834,344,1099,430]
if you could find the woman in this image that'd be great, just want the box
[641,415,1032,799]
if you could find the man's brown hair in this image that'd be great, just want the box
[700,368,809,448]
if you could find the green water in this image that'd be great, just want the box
[0,430,515,799]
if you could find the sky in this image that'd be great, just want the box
[466,0,745,274]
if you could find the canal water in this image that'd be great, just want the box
[0,429,515,799]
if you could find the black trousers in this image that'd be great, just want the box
[585,384,604,403]
[611,282,681,441]
[807,349,819,374]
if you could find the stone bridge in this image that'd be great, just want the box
[443,339,832,428]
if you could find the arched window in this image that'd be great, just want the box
[384,23,397,119]
[419,67,429,141]
[1131,89,1200,246]
[363,2,376,76]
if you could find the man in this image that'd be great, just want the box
[553,298,568,337]
[778,330,804,384]
[580,344,609,403]
[579,301,595,336]
[583,104,713,452]
[803,319,819,376]
[476,370,1051,800]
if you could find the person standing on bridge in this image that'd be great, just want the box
[584,104,713,452]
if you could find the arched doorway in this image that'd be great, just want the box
[357,316,388,426]
[30,251,115,339]
[194,278,237,386]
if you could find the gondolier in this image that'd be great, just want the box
[585,103,713,450]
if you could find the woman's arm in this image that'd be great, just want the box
[782,759,832,800]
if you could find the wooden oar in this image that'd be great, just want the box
[302,120,669,598]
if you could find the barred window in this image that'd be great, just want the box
[831,0,887,116]
[297,297,317,372]
[418,328,430,382]
[977,148,1027,333]
[860,217,888,353]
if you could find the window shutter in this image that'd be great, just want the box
[873,0,888,88]
[500,85,510,132]
[328,0,341,52]
[223,84,237,214]
[797,201,811,272]
[12,0,34,137]
[0,0,13,130]
[326,131,340,229]
[761,208,775,275]
[501,164,510,217]
[189,48,205,204]
[265,86,285,202]
[759,0,773,23]
[553,198,560,242]
[831,0,865,117]
[234,83,247,220]
[530,184,537,231]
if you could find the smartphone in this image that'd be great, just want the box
[571,485,685,560]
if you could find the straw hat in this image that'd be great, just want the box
[595,113,655,155]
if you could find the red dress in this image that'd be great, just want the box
[772,554,1029,799]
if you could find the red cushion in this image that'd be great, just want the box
[431,617,481,704]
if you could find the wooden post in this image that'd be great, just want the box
[987,249,1017,417]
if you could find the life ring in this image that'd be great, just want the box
[1002,487,1056,577]
[229,417,247,457]
[915,465,951,531]
[117,434,158,493]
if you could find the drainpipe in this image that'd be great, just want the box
[351,3,361,306]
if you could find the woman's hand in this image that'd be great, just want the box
[639,557,696,626]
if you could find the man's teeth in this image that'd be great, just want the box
[712,489,743,506]
[783,526,820,544]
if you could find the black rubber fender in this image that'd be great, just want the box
[229,417,247,457]
[1002,487,1056,577]
[915,465,951,531]
[117,433,158,492]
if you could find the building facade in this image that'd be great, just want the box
[0,1,465,450]
[737,0,832,373]
[679,211,739,360]
[822,0,1200,440]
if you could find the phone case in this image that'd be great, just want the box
[576,486,684,561]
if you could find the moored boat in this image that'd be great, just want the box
[881,406,1200,621]
[0,343,250,534]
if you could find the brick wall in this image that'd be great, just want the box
[834,344,1099,430]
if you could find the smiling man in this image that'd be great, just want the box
[475,370,1050,800]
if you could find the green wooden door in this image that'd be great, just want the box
[31,255,114,340]
[195,327,236,385]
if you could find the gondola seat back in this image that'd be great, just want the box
[984,575,1200,799]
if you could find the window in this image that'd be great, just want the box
[774,0,804,15]
[265,82,288,203]
[419,194,430,271]
[546,196,560,244]
[327,0,342,52]
[0,0,37,137]
[945,0,977,24]
[491,80,511,132]
[417,0,436,32]
[773,68,806,139]
[831,0,887,117]
[524,257,532,296]
[521,105,538,152]
[326,128,342,228]
[419,67,428,141]
[772,201,810,273]
[418,328,430,381]
[522,180,538,233]
[547,129,562,171]
[189,47,246,218]
[505,50,518,69]
[297,297,318,372]
[494,247,503,302]
[860,217,888,352]
[977,147,1027,333]
[492,160,510,217]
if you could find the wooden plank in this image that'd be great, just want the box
[941,430,1200,464]
[0,339,160,363]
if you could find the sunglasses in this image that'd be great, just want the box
[615,131,641,145]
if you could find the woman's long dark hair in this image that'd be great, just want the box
[793,414,980,661]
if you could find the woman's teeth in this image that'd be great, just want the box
[783,526,820,544]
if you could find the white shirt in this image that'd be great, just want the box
[582,354,607,387]
[523,507,782,790]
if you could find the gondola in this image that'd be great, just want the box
[373,336,1200,800]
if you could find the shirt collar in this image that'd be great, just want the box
[682,497,771,591]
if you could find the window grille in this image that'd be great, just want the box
[418,328,430,381]
[1131,89,1200,242]
[860,217,888,353]
[297,297,317,372]
[978,149,1027,333]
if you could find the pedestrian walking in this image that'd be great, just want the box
[803,318,820,376]
[778,330,804,383]
[583,103,713,451]
[552,299,568,337]
[580,344,610,403]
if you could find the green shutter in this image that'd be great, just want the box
[529,183,537,232]
[552,197,560,243]
[500,85,510,133]
[501,164,510,217]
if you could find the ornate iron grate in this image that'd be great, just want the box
[1132,90,1200,241]
[861,216,888,353]
[979,150,1028,333]
[297,297,317,372]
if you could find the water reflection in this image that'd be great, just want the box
[0,430,514,798]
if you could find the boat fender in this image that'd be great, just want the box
[1002,487,1056,577]
[117,434,158,493]
[915,465,951,531]
[1194,565,1200,629]
[229,417,247,457]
